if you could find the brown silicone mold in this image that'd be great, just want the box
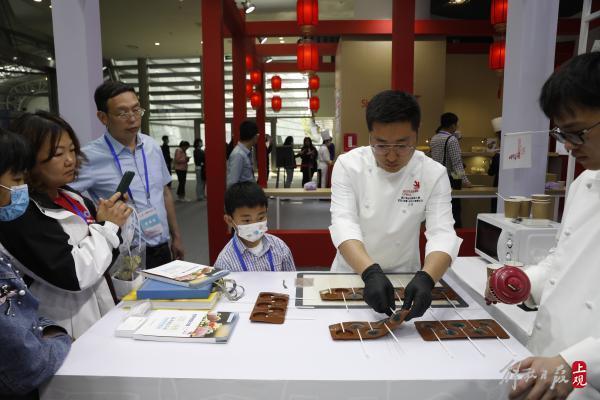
[250,292,289,324]
[414,319,509,341]
[328,309,410,340]
[320,287,459,302]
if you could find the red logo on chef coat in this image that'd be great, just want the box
[572,361,587,389]
[413,180,420,191]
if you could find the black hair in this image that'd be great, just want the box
[162,135,169,142]
[179,140,190,148]
[193,138,202,148]
[239,120,258,142]
[11,111,85,192]
[366,90,420,131]
[94,81,137,113]
[283,136,294,146]
[540,52,600,119]
[440,112,458,129]
[302,137,315,150]
[224,181,268,216]
[0,128,32,176]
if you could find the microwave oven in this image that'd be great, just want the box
[475,213,560,265]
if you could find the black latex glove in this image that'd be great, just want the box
[361,263,396,316]
[402,270,435,321]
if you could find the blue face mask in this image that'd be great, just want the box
[0,184,29,221]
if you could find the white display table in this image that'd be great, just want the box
[42,264,532,400]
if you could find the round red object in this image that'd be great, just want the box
[308,74,320,91]
[250,70,262,85]
[491,0,508,26]
[488,266,531,304]
[489,41,505,71]
[297,0,319,30]
[271,95,282,112]
[245,80,253,97]
[309,96,320,112]
[271,75,282,91]
[297,41,319,72]
[245,54,253,70]
[250,91,262,109]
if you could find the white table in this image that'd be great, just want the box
[264,188,332,229]
[42,268,532,400]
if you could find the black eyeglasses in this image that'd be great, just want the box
[550,120,600,145]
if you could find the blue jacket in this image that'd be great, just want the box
[0,250,71,398]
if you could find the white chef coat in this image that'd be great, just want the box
[329,147,462,272]
[523,169,600,399]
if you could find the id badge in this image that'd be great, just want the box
[138,207,164,238]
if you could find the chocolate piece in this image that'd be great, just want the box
[250,292,289,324]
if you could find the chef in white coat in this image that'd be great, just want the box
[497,53,600,400]
[329,90,462,320]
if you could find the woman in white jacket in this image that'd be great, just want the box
[0,112,131,338]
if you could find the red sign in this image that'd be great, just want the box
[343,133,358,152]
[572,361,587,389]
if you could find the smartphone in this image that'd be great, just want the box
[115,171,135,200]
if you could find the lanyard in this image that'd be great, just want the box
[232,236,275,272]
[104,135,150,203]
[59,192,91,224]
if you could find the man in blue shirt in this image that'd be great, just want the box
[71,81,184,269]
[226,120,258,188]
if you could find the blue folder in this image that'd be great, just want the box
[137,279,213,300]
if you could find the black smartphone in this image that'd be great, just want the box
[115,171,135,200]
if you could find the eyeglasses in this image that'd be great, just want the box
[550,120,600,145]
[111,107,145,120]
[369,136,415,156]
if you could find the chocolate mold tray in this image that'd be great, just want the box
[414,319,509,341]
[329,309,410,340]
[250,292,289,324]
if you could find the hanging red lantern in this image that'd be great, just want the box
[271,96,282,112]
[271,75,282,91]
[250,91,262,109]
[490,0,508,27]
[245,80,253,97]
[308,74,320,91]
[245,54,253,70]
[297,40,319,72]
[489,41,505,70]
[309,96,320,112]
[250,70,262,86]
[297,0,319,35]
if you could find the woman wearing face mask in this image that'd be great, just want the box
[0,111,132,338]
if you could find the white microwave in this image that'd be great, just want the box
[475,213,560,265]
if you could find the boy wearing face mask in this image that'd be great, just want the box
[214,182,296,272]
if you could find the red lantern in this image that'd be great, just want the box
[271,95,282,112]
[250,91,262,109]
[271,75,282,91]
[491,0,508,26]
[245,54,253,70]
[309,96,320,112]
[250,70,262,86]
[489,41,505,70]
[297,41,319,72]
[245,80,253,97]
[297,0,319,34]
[308,74,320,91]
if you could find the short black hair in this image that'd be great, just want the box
[239,120,258,142]
[179,140,190,148]
[94,81,137,113]
[0,128,32,176]
[162,135,169,142]
[366,90,420,131]
[224,181,268,216]
[440,112,458,129]
[540,52,600,119]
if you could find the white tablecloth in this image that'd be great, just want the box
[42,265,532,400]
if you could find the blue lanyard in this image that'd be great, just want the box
[104,135,150,203]
[232,236,275,272]
[60,192,91,224]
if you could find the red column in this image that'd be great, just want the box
[232,34,247,144]
[202,0,228,263]
[256,66,267,187]
[391,0,415,93]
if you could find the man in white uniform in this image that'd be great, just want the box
[492,53,600,400]
[329,90,461,319]
[317,129,333,188]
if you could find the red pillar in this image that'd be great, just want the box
[391,0,415,93]
[256,66,267,187]
[202,0,228,263]
[232,30,247,145]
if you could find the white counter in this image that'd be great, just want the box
[42,266,532,400]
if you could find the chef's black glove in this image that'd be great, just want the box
[402,270,435,321]
[361,263,396,316]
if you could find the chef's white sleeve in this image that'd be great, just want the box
[423,173,462,261]
[560,337,600,393]
[329,160,363,248]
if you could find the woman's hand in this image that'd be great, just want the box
[97,192,133,227]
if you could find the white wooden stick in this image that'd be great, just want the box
[384,322,406,354]
[341,321,345,333]
[341,292,349,312]
[357,329,370,358]
[459,327,486,357]
[431,328,454,359]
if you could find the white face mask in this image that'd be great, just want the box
[235,220,268,243]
